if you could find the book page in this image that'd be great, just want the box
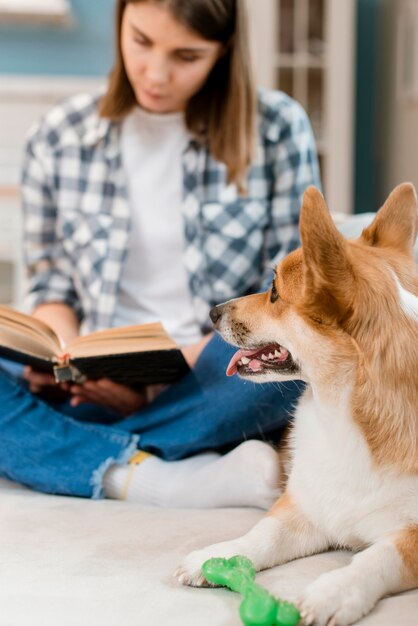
[0,306,61,358]
[66,322,179,359]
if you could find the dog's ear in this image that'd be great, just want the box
[360,183,417,256]
[299,186,355,323]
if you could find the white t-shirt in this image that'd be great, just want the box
[115,106,203,346]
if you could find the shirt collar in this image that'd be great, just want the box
[80,115,121,160]
[79,102,204,164]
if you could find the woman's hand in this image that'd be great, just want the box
[69,378,148,417]
[23,366,71,401]
[181,333,213,369]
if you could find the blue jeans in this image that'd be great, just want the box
[0,334,304,498]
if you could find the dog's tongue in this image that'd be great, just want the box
[226,349,262,377]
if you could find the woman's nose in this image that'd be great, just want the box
[144,53,170,85]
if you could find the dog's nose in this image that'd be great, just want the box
[209,304,224,325]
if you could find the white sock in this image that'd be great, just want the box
[103,440,281,509]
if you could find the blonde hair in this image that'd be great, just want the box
[99,0,256,190]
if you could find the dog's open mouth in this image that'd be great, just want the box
[226,343,295,377]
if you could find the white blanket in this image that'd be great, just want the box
[1,478,417,625]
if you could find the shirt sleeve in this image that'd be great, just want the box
[21,127,83,319]
[261,99,321,290]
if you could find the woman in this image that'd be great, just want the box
[1,0,320,506]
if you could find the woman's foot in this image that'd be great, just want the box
[104,440,282,509]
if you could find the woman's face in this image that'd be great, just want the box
[121,2,224,113]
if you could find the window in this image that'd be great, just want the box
[0,0,72,26]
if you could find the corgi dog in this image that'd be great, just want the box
[176,184,418,626]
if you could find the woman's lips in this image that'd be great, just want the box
[143,89,165,99]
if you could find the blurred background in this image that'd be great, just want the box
[0,0,417,307]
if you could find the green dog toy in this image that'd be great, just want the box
[202,555,300,626]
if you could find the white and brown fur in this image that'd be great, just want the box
[176,183,418,626]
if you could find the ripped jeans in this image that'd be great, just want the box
[0,334,304,498]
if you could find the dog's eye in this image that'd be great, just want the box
[270,279,279,303]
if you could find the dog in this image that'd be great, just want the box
[175,183,418,626]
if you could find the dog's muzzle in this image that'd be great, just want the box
[209,304,226,326]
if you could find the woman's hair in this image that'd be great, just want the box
[99,0,256,190]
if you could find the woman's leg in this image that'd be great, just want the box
[0,357,120,424]
[0,335,302,505]
[103,334,303,507]
[117,333,304,460]
[0,367,138,498]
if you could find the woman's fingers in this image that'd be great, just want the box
[70,378,147,415]
[70,381,104,405]
[23,366,69,393]
[23,367,55,386]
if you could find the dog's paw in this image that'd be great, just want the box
[175,539,246,587]
[174,547,220,587]
[298,570,376,626]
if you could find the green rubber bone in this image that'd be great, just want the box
[202,555,300,626]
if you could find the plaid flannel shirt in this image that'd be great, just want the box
[22,88,320,334]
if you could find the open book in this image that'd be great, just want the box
[0,306,190,385]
